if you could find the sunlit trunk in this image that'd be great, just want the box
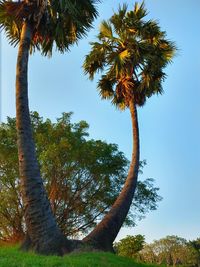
[83,99,140,251]
[16,21,67,255]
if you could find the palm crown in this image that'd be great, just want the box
[0,0,99,55]
[84,2,176,109]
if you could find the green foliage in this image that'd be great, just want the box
[0,245,156,267]
[189,238,200,266]
[114,235,145,259]
[0,112,162,241]
[0,0,99,55]
[139,235,200,267]
[189,238,200,255]
[130,175,162,225]
[83,2,176,109]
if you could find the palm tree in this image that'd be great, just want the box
[83,2,176,252]
[0,0,99,255]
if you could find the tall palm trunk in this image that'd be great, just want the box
[16,21,67,255]
[83,100,140,252]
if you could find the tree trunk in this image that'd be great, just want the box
[16,21,68,255]
[83,99,140,252]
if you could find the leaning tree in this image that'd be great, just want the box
[83,2,176,251]
[0,0,99,255]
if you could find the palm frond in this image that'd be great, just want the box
[0,1,22,47]
[111,94,126,110]
[1,1,24,20]
[97,75,115,100]
[1,0,100,56]
[158,40,177,63]
[139,19,164,43]
[99,20,113,39]
[110,3,127,35]
[83,2,177,110]
[106,48,131,78]
[119,49,130,62]
[133,1,147,20]
[83,41,107,80]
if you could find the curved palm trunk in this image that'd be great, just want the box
[16,21,68,255]
[83,100,140,252]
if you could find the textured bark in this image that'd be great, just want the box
[83,100,140,251]
[16,21,67,255]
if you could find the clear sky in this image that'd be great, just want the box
[1,0,200,243]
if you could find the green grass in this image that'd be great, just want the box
[0,245,155,267]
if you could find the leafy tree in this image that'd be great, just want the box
[83,2,176,251]
[154,236,188,266]
[139,243,156,264]
[114,235,145,259]
[189,238,200,267]
[0,0,99,254]
[0,112,162,243]
[140,236,199,267]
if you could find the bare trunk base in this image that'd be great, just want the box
[20,235,115,255]
[82,238,115,253]
[20,233,79,255]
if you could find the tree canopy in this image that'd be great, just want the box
[139,236,199,267]
[0,112,162,242]
[114,234,145,259]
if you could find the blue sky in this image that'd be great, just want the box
[1,0,200,243]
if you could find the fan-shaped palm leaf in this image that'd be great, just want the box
[0,0,99,55]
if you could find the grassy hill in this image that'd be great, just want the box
[0,245,155,267]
